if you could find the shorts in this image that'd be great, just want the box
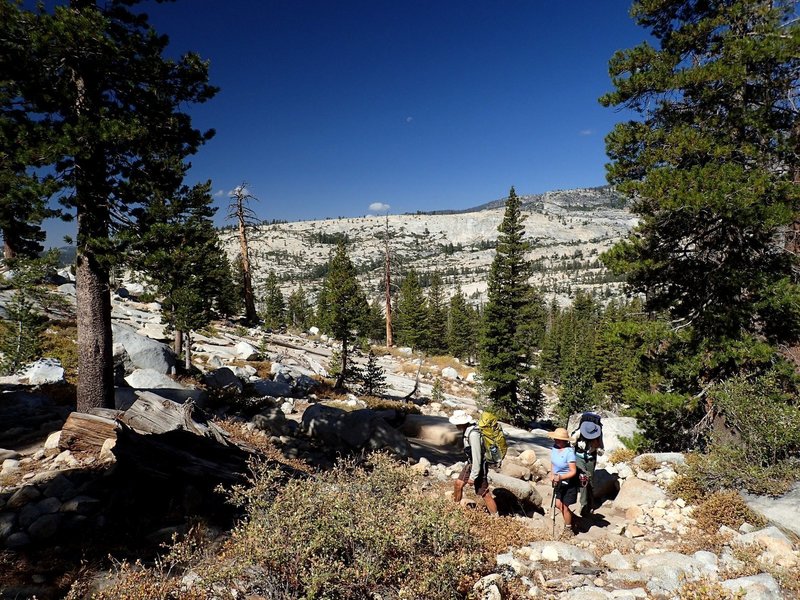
[554,478,578,506]
[458,462,490,497]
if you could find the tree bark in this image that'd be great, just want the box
[384,215,393,346]
[335,338,348,389]
[174,328,182,356]
[60,410,119,452]
[3,237,15,261]
[76,226,114,411]
[184,330,191,371]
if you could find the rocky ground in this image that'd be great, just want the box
[1,281,799,599]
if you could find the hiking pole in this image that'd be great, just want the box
[550,481,556,536]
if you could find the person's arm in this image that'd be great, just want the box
[468,429,482,481]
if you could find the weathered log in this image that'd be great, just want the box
[489,471,543,507]
[117,391,229,445]
[112,422,251,486]
[60,412,118,452]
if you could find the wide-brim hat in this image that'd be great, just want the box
[448,410,475,426]
[548,427,571,441]
[580,421,602,440]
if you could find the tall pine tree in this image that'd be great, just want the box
[601,0,800,355]
[12,1,217,410]
[479,187,538,420]
[394,269,428,350]
[425,271,447,354]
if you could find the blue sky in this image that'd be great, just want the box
[43,1,647,247]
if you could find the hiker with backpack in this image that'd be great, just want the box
[449,410,500,517]
[549,427,580,534]
[573,413,604,517]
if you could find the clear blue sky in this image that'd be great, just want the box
[44,1,647,247]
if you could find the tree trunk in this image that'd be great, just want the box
[60,410,119,452]
[174,328,183,356]
[335,338,348,389]
[384,215,393,346]
[3,237,14,261]
[237,208,257,324]
[76,232,114,411]
[184,330,191,371]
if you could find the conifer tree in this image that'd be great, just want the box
[317,241,366,389]
[359,350,386,396]
[228,184,260,324]
[425,271,447,354]
[364,299,387,344]
[447,286,476,362]
[601,0,800,349]
[479,187,538,421]
[395,269,428,350]
[131,182,231,358]
[9,1,216,410]
[262,271,286,330]
[287,285,311,332]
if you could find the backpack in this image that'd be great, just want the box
[469,411,508,465]
[573,412,603,450]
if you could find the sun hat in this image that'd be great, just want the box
[580,420,602,440]
[448,410,475,426]
[548,427,571,441]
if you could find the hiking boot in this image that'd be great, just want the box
[580,505,593,518]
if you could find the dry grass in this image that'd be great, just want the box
[40,324,79,384]
[677,578,745,600]
[637,454,659,472]
[673,529,734,555]
[608,447,636,464]
[668,473,707,504]
[214,419,314,474]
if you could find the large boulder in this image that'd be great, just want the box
[301,404,411,458]
[744,482,800,539]
[112,323,175,374]
[234,341,259,361]
[399,414,460,446]
[203,367,244,395]
[20,359,65,386]
[441,367,459,380]
[252,407,293,436]
[612,477,666,510]
[119,370,205,408]
[250,379,292,398]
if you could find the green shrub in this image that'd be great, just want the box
[710,370,800,466]
[212,454,487,598]
[624,390,702,451]
[693,490,767,533]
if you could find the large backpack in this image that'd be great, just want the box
[573,412,603,448]
[470,411,508,465]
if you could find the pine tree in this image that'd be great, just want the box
[601,0,800,348]
[364,299,387,344]
[317,241,367,389]
[447,286,476,362]
[359,350,386,396]
[395,269,428,350]
[287,285,311,332]
[228,184,260,324]
[479,187,538,421]
[11,1,216,410]
[262,271,286,330]
[0,2,57,260]
[425,271,447,354]
[131,182,231,359]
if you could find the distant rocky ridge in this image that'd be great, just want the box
[220,186,637,307]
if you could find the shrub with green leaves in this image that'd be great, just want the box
[214,454,485,598]
[624,391,702,452]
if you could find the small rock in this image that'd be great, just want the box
[44,431,61,450]
[7,486,41,509]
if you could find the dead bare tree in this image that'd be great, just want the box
[228,183,261,324]
[384,214,394,346]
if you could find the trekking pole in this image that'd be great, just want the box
[550,481,556,536]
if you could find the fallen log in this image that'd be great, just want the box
[112,422,251,486]
[60,412,119,453]
[117,391,229,445]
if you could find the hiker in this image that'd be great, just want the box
[575,418,604,517]
[549,427,580,534]
[449,410,499,516]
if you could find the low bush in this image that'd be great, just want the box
[676,578,745,600]
[608,447,636,465]
[40,324,79,384]
[637,454,659,473]
[692,490,766,533]
[624,391,702,452]
[667,472,706,505]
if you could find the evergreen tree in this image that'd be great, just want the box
[359,350,386,396]
[317,241,367,389]
[364,299,387,344]
[131,182,231,358]
[394,269,428,350]
[0,2,58,260]
[447,286,476,362]
[601,0,800,349]
[287,285,311,332]
[262,271,286,330]
[425,271,447,354]
[479,187,537,421]
[9,1,216,410]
